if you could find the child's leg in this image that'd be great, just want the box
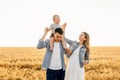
[61,38,67,49]
[50,37,54,51]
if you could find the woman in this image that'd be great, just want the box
[64,32,90,80]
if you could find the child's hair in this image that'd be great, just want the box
[55,28,63,35]
[53,15,60,21]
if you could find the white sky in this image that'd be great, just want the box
[0,0,120,47]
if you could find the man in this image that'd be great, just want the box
[37,28,67,80]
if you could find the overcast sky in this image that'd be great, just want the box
[0,0,120,47]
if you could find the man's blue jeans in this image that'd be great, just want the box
[46,68,65,80]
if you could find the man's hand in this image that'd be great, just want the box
[41,27,49,41]
[62,23,67,31]
[44,27,49,34]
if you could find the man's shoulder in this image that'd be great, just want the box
[45,39,50,43]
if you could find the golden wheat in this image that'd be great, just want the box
[0,47,120,80]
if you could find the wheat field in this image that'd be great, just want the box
[0,47,120,80]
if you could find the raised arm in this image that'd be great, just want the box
[64,37,75,45]
[63,33,75,46]
[62,23,67,32]
[62,23,74,45]
[37,27,49,49]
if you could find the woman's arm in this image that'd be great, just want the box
[65,48,72,55]
[84,52,90,64]
[64,37,75,46]
[64,48,73,58]
[62,23,74,45]
[62,24,73,57]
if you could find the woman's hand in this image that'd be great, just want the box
[83,62,87,65]
[65,48,72,55]
[83,60,89,65]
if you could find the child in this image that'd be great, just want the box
[49,15,67,51]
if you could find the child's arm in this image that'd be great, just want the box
[62,23,67,31]
[62,23,75,45]
[37,27,49,49]
[48,24,54,32]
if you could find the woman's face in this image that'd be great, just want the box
[79,33,86,42]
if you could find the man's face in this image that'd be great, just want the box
[54,33,62,42]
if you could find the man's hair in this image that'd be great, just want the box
[55,28,63,35]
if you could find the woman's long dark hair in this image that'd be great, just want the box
[82,32,90,59]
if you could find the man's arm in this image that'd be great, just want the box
[37,27,49,49]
